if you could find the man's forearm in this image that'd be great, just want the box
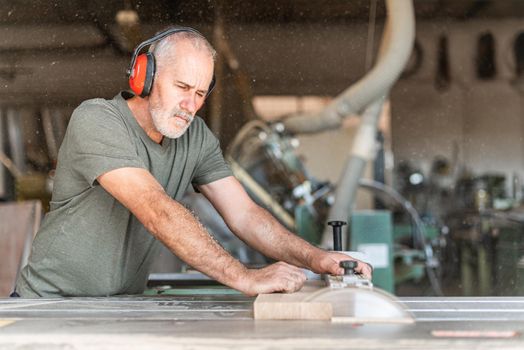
[139,189,249,291]
[232,204,320,268]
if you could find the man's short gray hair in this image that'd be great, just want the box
[149,28,216,72]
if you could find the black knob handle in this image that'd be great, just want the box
[328,221,347,251]
[339,260,358,275]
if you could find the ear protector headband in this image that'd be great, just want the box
[127,26,216,98]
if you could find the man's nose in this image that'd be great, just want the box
[180,94,197,114]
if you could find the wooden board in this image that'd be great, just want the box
[0,320,16,328]
[253,282,332,320]
[0,200,41,297]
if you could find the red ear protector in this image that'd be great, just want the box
[127,26,216,98]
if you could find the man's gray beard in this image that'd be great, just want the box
[151,107,193,139]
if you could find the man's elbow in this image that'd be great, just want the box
[132,192,173,237]
[228,202,266,234]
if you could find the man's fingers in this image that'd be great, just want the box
[331,257,373,280]
[274,262,307,281]
[279,268,306,292]
[248,261,307,295]
[283,274,305,293]
[267,274,304,294]
[327,259,344,275]
[279,263,306,293]
[290,268,307,281]
[355,261,373,279]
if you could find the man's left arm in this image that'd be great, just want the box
[197,176,372,279]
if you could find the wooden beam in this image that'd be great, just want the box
[253,282,332,320]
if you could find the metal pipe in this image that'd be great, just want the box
[282,0,415,134]
[319,0,415,248]
[321,98,384,248]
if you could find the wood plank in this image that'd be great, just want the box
[0,320,16,328]
[0,200,41,297]
[253,282,332,320]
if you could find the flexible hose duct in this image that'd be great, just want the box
[282,0,415,134]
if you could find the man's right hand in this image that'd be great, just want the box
[240,261,307,296]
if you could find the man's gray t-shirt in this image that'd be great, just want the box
[16,91,232,297]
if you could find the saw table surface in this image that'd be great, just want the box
[2,294,524,349]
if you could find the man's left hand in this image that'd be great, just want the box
[308,250,373,280]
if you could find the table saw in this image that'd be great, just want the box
[1,282,524,350]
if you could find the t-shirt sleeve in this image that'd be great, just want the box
[191,122,233,186]
[65,101,147,187]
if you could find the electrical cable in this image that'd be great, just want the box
[359,178,444,296]
[226,120,272,159]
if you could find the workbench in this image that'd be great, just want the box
[1,293,524,349]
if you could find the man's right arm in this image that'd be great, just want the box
[97,167,306,296]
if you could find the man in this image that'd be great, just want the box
[16,27,371,297]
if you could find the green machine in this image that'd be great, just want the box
[349,211,437,294]
[350,210,394,293]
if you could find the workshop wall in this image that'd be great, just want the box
[227,20,524,198]
[391,20,524,191]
